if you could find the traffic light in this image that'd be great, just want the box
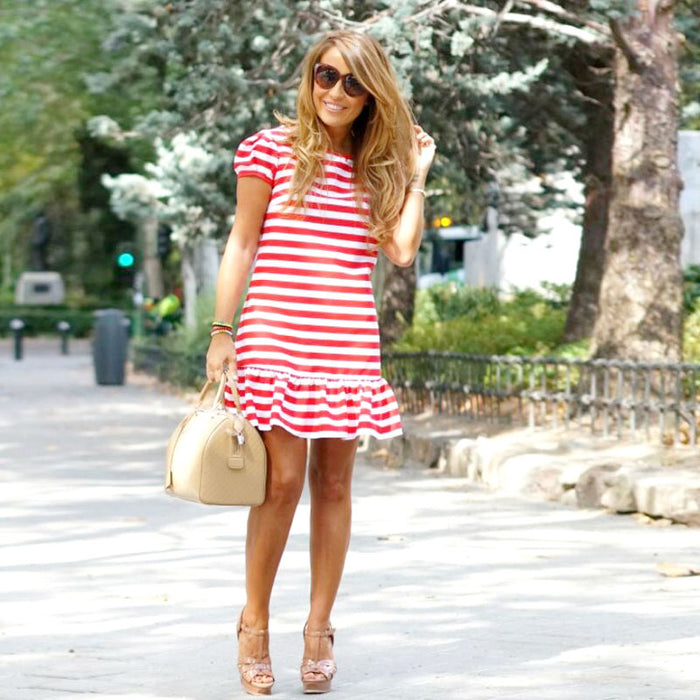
[157,224,172,259]
[115,241,137,286]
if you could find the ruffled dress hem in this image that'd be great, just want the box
[223,366,403,441]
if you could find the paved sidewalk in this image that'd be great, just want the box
[1,339,699,700]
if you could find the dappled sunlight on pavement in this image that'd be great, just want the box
[0,339,698,699]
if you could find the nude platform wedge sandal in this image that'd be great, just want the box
[300,623,337,694]
[237,611,274,696]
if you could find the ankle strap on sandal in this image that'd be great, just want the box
[303,623,334,635]
[238,622,269,636]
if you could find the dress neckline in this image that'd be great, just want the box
[326,149,353,160]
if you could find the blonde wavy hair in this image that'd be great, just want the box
[277,30,418,245]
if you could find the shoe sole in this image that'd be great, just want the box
[302,681,332,694]
[241,679,273,695]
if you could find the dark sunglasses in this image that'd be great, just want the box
[313,63,368,98]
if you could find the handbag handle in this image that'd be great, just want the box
[196,373,243,413]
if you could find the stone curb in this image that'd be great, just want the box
[366,416,700,526]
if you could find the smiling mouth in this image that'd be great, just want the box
[323,101,345,113]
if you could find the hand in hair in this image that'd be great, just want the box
[413,125,436,179]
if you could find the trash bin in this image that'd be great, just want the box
[93,309,129,385]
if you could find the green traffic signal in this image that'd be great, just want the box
[114,242,137,287]
[117,251,135,268]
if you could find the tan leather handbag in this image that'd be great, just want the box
[165,374,267,506]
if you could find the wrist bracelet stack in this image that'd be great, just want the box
[408,176,427,197]
[211,320,233,338]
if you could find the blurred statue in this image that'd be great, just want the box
[31,213,51,271]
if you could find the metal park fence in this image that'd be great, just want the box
[131,343,700,446]
[382,352,700,446]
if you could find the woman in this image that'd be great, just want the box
[205,29,435,695]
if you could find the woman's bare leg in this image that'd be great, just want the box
[239,426,308,672]
[303,437,358,670]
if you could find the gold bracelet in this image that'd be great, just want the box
[212,320,233,329]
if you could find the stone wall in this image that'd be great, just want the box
[366,419,700,526]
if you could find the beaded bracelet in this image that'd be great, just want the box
[210,328,233,338]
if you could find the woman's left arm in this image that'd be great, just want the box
[381,126,436,267]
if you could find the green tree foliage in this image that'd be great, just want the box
[0,1,105,194]
[0,0,147,296]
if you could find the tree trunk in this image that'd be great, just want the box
[180,238,220,330]
[563,46,614,342]
[193,237,220,298]
[592,1,684,361]
[376,255,416,347]
[181,245,197,330]
[141,214,164,299]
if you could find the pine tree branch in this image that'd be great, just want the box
[453,4,608,44]
[515,0,610,38]
[492,0,516,37]
[310,0,607,45]
[406,0,461,24]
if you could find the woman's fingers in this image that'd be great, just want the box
[223,352,238,384]
[413,125,436,175]
[414,124,433,139]
[206,362,220,383]
[205,339,237,383]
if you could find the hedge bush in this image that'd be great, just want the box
[397,284,568,356]
[130,293,216,388]
[131,343,206,388]
[684,303,700,361]
[0,306,100,338]
[414,284,501,324]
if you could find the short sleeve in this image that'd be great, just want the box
[233,130,280,186]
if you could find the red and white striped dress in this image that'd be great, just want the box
[223,126,402,440]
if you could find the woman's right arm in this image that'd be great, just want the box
[205,176,272,382]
